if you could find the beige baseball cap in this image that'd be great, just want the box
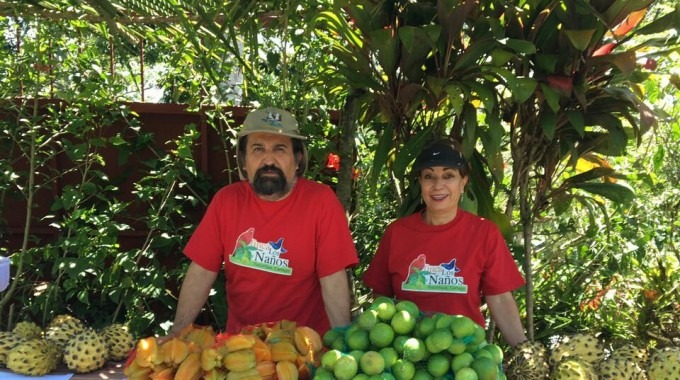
[237,107,308,140]
[236,107,308,180]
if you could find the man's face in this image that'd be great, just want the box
[243,132,300,199]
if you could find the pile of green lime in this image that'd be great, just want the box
[315,297,506,380]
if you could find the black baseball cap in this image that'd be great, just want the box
[413,141,467,172]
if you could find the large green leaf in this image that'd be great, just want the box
[370,28,400,74]
[368,123,394,194]
[571,182,635,204]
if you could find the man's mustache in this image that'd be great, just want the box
[255,165,284,177]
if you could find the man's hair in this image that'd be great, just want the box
[237,135,306,178]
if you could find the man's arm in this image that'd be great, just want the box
[319,269,353,327]
[168,261,218,336]
[486,291,527,347]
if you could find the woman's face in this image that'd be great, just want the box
[419,166,468,214]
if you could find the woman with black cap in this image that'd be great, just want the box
[362,139,527,347]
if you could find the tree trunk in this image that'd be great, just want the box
[336,89,363,215]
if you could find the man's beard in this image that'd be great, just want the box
[253,165,290,196]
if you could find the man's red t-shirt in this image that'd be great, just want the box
[184,178,358,334]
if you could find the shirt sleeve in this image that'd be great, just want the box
[362,224,395,297]
[315,187,359,278]
[480,221,525,296]
[183,190,225,272]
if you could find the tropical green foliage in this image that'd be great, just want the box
[0,0,678,350]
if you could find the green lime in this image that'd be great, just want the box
[391,310,417,335]
[415,316,436,338]
[451,352,474,372]
[427,353,451,377]
[425,328,453,354]
[374,300,397,321]
[348,350,364,363]
[413,369,434,380]
[434,313,456,329]
[392,335,409,354]
[471,324,486,345]
[334,354,359,380]
[314,367,335,380]
[402,337,427,362]
[379,347,399,368]
[391,359,416,380]
[357,309,380,330]
[395,300,420,318]
[473,348,493,360]
[321,349,344,370]
[323,328,343,348]
[447,338,467,355]
[359,350,386,376]
[347,329,371,351]
[455,367,479,380]
[354,375,370,380]
[330,335,348,352]
[471,356,498,380]
[369,322,395,348]
[369,373,396,380]
[450,316,477,339]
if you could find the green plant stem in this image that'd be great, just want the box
[0,99,38,317]
[112,179,177,323]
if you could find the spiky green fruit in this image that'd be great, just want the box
[647,347,680,380]
[598,357,646,380]
[549,333,604,366]
[63,328,109,373]
[506,340,549,380]
[100,323,135,361]
[6,339,58,376]
[551,358,597,380]
[44,314,86,349]
[0,331,26,365]
[12,321,43,340]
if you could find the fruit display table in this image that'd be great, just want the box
[0,362,126,380]
[70,362,126,379]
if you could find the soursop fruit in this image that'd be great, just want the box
[6,339,59,376]
[100,323,135,361]
[63,328,109,373]
[609,344,649,368]
[550,333,605,366]
[44,314,86,349]
[0,331,26,366]
[506,340,550,379]
[598,357,646,379]
[551,358,597,380]
[12,321,43,340]
[647,346,680,380]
